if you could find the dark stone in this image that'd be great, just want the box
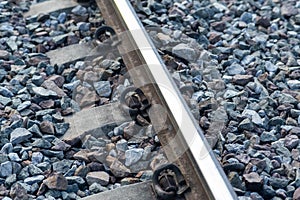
[9,183,29,200]
[243,172,263,191]
[269,177,289,189]
[39,121,55,134]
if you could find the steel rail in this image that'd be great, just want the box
[95,0,238,199]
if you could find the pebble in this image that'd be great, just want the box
[232,75,253,86]
[9,183,28,200]
[42,173,68,191]
[0,95,11,106]
[10,128,32,145]
[243,172,263,192]
[8,153,21,162]
[32,87,57,97]
[0,50,10,60]
[238,118,254,131]
[0,87,14,97]
[94,81,111,97]
[31,152,44,165]
[260,131,277,143]
[265,61,278,72]
[89,182,108,193]
[116,139,128,152]
[242,109,263,126]
[0,161,12,178]
[16,101,31,112]
[269,177,289,189]
[72,5,87,16]
[172,43,197,62]
[39,121,55,134]
[226,63,245,75]
[24,175,44,185]
[110,159,131,178]
[287,80,300,90]
[125,148,144,166]
[86,171,109,186]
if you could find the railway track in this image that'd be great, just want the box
[1,0,300,199]
[90,0,237,199]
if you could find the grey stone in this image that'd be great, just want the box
[241,55,256,66]
[10,128,32,145]
[28,164,43,176]
[57,12,67,23]
[275,146,291,157]
[226,63,245,75]
[32,87,57,97]
[9,183,28,200]
[260,131,277,143]
[18,166,29,180]
[116,139,128,152]
[54,123,69,136]
[52,34,68,45]
[0,95,11,106]
[281,3,298,17]
[227,171,245,190]
[0,161,12,178]
[63,80,80,91]
[66,176,85,186]
[287,80,300,90]
[6,37,18,51]
[77,22,90,32]
[223,89,240,99]
[212,2,229,12]
[125,148,144,166]
[32,75,44,86]
[32,138,52,149]
[0,86,13,97]
[232,74,253,85]
[0,69,7,82]
[268,116,285,126]
[72,5,87,16]
[110,159,131,178]
[0,50,10,60]
[8,153,21,162]
[265,61,278,72]
[254,34,268,44]
[269,177,289,189]
[24,175,44,185]
[94,81,111,97]
[0,143,13,154]
[242,109,263,126]
[17,101,31,112]
[5,174,17,187]
[172,43,197,62]
[53,160,73,174]
[89,182,108,193]
[31,152,43,165]
[28,124,43,137]
[278,93,298,105]
[86,171,109,186]
[240,12,254,23]
[224,144,245,153]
